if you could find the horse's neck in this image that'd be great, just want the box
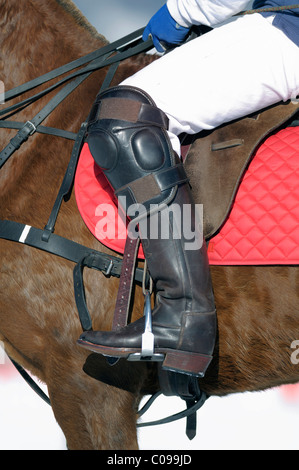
[0,0,106,88]
[0,0,107,206]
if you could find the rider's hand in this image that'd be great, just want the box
[142,4,190,53]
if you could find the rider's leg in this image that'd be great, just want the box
[78,85,217,377]
[121,13,299,157]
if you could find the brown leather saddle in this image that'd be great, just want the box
[184,99,299,240]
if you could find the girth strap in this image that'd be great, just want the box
[0,220,145,284]
[0,219,148,332]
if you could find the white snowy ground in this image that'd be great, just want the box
[0,352,298,450]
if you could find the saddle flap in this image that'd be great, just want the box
[184,100,299,239]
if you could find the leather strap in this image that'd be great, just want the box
[0,220,145,284]
[0,219,148,332]
[116,163,189,205]
[42,121,87,241]
[0,29,154,169]
[0,71,91,169]
[112,236,141,330]
[94,97,169,129]
[2,28,147,104]
[0,120,77,141]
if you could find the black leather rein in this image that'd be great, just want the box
[0,28,153,168]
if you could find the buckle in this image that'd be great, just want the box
[23,120,37,136]
[103,259,113,277]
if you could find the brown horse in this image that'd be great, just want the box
[1,0,299,450]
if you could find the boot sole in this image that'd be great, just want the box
[77,339,212,377]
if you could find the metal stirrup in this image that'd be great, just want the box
[128,291,164,362]
[128,263,164,362]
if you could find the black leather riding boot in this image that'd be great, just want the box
[78,86,217,377]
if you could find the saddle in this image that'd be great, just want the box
[75,99,299,261]
[184,99,299,240]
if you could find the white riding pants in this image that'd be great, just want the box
[121,13,299,155]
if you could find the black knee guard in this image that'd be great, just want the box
[86,86,188,218]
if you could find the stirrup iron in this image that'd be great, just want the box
[128,288,164,363]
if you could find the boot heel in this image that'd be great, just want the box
[162,350,213,377]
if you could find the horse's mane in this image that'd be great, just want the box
[55,0,108,43]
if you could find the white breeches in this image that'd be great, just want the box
[121,13,299,155]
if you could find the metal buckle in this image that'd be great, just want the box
[24,120,37,136]
[103,259,113,277]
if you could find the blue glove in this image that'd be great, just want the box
[143,4,190,53]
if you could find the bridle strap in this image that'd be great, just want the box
[0,120,77,141]
[0,30,153,170]
[1,28,147,104]
[0,37,153,121]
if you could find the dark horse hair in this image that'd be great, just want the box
[1,0,299,450]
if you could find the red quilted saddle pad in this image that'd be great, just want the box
[74,126,299,265]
